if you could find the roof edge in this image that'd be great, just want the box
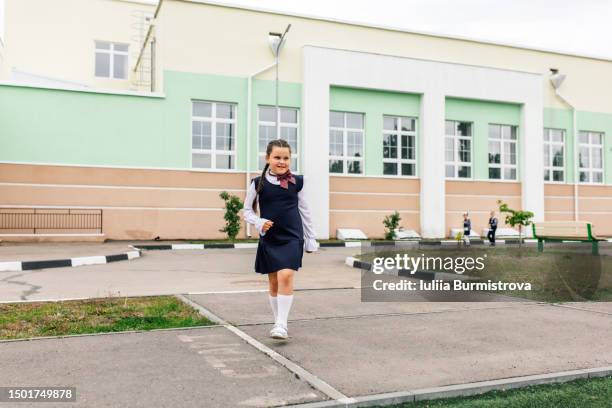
[177,0,612,63]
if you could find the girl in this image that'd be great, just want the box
[243,139,318,340]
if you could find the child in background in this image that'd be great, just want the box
[463,212,471,246]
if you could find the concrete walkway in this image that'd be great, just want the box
[0,248,610,407]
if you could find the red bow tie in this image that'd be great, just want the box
[274,170,296,189]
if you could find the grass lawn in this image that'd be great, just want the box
[385,376,612,407]
[0,296,214,340]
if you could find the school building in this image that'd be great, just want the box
[1,0,612,241]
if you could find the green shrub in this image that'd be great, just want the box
[219,191,243,241]
[383,211,401,240]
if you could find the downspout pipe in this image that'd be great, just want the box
[245,62,277,237]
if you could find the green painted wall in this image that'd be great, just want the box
[543,108,612,184]
[0,71,302,172]
[445,98,521,180]
[329,86,421,176]
[250,79,302,172]
[543,108,575,183]
[0,83,171,167]
[2,72,612,184]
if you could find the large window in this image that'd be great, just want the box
[543,128,565,182]
[329,111,364,174]
[382,116,416,176]
[191,101,236,170]
[488,124,517,180]
[95,41,128,79]
[445,120,472,178]
[258,106,299,170]
[579,131,604,183]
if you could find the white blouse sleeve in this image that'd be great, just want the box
[242,180,269,236]
[298,178,319,252]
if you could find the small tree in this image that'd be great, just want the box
[383,211,401,240]
[219,191,243,241]
[497,200,534,247]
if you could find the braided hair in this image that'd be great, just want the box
[252,139,292,211]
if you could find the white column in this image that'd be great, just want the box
[521,102,545,221]
[302,58,330,239]
[420,92,446,238]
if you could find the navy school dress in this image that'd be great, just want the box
[253,174,304,274]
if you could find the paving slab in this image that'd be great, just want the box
[0,327,327,408]
[189,291,612,397]
[0,247,359,301]
[556,302,612,315]
[187,289,532,326]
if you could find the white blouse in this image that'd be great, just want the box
[243,171,319,252]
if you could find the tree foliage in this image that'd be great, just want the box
[383,211,401,240]
[219,191,244,241]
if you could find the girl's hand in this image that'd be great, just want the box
[262,220,274,232]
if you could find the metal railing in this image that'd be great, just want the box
[0,209,103,234]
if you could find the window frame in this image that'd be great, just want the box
[488,123,518,181]
[191,100,238,171]
[382,115,417,177]
[329,111,365,176]
[445,120,473,179]
[543,128,566,183]
[94,41,129,80]
[257,105,300,172]
[578,130,604,184]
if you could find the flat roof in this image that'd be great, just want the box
[179,0,612,63]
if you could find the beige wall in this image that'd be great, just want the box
[0,163,246,240]
[162,0,612,113]
[4,0,611,113]
[2,0,155,90]
[544,184,612,236]
[446,180,522,236]
[329,176,420,238]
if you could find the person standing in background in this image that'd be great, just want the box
[463,212,471,246]
[488,210,498,246]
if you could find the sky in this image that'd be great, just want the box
[215,0,612,59]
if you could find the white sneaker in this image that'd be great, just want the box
[269,325,288,340]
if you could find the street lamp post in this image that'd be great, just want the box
[268,24,291,141]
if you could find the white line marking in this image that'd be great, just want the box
[344,257,356,267]
[0,261,22,272]
[71,256,107,267]
[127,251,140,259]
[172,244,205,250]
[233,243,259,249]
[187,289,270,295]
[176,294,353,402]
[0,182,244,193]
[0,204,223,212]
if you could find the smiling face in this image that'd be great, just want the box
[266,146,291,175]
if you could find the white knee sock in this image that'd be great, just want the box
[275,294,294,330]
[268,295,278,321]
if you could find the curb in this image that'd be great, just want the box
[132,241,364,251]
[133,238,589,252]
[0,249,141,272]
[292,366,612,407]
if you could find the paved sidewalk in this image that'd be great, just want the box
[0,247,359,301]
[0,327,327,407]
[0,242,138,262]
[1,248,610,407]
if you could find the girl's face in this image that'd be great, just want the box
[266,146,291,175]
